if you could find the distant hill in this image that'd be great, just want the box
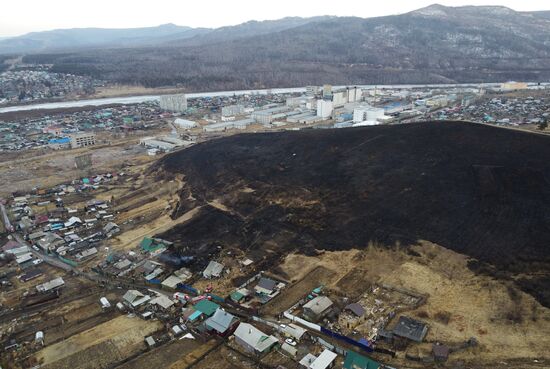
[158,122,550,307]
[531,10,550,20]
[0,17,331,55]
[9,4,550,89]
[169,16,335,46]
[0,24,208,54]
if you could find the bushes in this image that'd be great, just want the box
[434,311,452,325]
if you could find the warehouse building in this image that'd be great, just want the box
[174,118,197,129]
[202,122,235,132]
[139,136,191,151]
[203,118,255,132]
[139,138,176,151]
[252,106,291,125]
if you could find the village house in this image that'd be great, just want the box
[303,296,334,322]
[233,323,279,356]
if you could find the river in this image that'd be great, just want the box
[0,82,510,114]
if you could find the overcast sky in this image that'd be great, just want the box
[0,0,548,37]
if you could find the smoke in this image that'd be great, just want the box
[158,253,194,267]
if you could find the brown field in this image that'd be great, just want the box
[262,265,337,316]
[0,138,158,197]
[272,242,550,366]
[191,344,257,369]
[35,315,162,368]
[92,85,187,99]
[116,338,205,369]
[167,339,221,369]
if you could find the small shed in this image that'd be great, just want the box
[145,336,156,348]
[393,316,428,342]
[282,323,307,341]
[254,277,277,295]
[432,343,450,361]
[281,342,298,357]
[203,261,224,278]
[310,349,337,369]
[345,303,366,317]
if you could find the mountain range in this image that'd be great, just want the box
[2,4,550,89]
[0,17,333,54]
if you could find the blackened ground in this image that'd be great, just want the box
[157,122,550,306]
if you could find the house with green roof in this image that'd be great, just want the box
[230,290,245,303]
[343,351,381,369]
[140,237,171,253]
[193,299,220,317]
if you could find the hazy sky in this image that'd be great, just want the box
[0,0,548,37]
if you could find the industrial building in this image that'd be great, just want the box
[70,133,96,149]
[317,100,333,119]
[316,87,363,119]
[286,96,315,108]
[221,104,245,117]
[332,87,363,108]
[159,94,188,112]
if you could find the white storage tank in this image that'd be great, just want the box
[365,108,385,121]
[100,297,111,308]
[35,331,44,343]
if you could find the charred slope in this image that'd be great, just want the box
[159,122,550,305]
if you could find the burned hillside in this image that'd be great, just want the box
[157,122,550,305]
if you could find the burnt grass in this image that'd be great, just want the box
[157,122,550,306]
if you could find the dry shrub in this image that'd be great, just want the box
[416,310,429,319]
[434,311,452,325]
[505,285,524,324]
